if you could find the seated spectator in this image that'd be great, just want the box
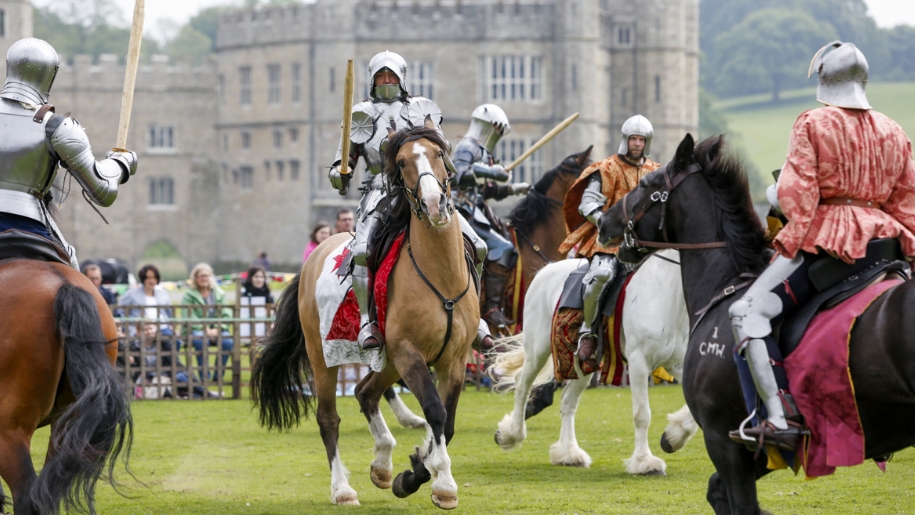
[252,250,272,271]
[83,263,116,305]
[303,221,331,262]
[242,265,274,304]
[119,264,174,337]
[182,263,234,381]
[130,323,211,399]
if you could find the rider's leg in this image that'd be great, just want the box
[479,228,518,331]
[353,176,386,351]
[458,213,486,279]
[728,253,816,450]
[578,253,617,362]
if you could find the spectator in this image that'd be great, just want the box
[252,250,272,271]
[119,264,174,337]
[131,323,210,399]
[303,221,331,262]
[242,265,275,303]
[182,263,234,381]
[334,208,354,234]
[83,263,116,305]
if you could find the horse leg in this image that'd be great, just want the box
[549,374,593,467]
[623,355,666,475]
[429,358,467,509]
[314,365,358,506]
[495,331,551,450]
[383,384,426,429]
[0,432,38,515]
[355,369,400,489]
[703,431,764,515]
[659,364,699,454]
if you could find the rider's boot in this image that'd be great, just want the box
[482,261,513,332]
[728,338,806,451]
[474,319,495,352]
[353,265,383,351]
[577,254,617,363]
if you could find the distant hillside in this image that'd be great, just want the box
[720,82,915,196]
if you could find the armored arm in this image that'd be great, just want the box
[329,139,361,191]
[579,174,606,226]
[49,116,137,207]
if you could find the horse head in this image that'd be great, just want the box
[385,116,453,227]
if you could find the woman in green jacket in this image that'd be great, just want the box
[183,263,234,381]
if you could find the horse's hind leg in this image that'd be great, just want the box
[314,365,358,506]
[704,431,764,515]
[355,369,401,489]
[383,384,426,429]
[549,374,592,467]
[623,355,666,475]
[0,432,38,515]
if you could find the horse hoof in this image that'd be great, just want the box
[334,493,360,506]
[643,469,667,477]
[392,472,411,498]
[371,467,393,489]
[494,431,501,445]
[432,492,458,510]
[660,432,674,454]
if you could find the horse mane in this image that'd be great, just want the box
[693,136,771,274]
[509,147,592,236]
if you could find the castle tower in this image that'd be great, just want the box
[0,0,34,79]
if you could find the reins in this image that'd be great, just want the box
[513,226,554,264]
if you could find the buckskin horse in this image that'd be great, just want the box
[251,119,478,509]
[0,259,132,515]
[599,133,915,514]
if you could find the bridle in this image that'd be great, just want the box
[621,162,727,252]
[394,136,455,221]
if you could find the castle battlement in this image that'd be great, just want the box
[53,54,216,92]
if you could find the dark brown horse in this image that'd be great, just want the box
[252,120,478,509]
[599,134,915,514]
[0,259,132,515]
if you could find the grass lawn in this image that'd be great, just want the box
[720,82,915,193]
[5,386,915,514]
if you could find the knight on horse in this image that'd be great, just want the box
[0,38,138,267]
[559,115,660,362]
[452,104,530,332]
[728,41,915,451]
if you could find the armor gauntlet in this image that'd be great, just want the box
[50,117,135,207]
[329,159,355,191]
[471,162,511,184]
[579,174,606,226]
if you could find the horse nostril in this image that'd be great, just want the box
[439,193,447,207]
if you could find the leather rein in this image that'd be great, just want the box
[621,162,728,253]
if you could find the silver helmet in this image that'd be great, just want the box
[618,114,653,157]
[466,104,511,153]
[807,41,870,110]
[368,50,408,102]
[1,38,59,106]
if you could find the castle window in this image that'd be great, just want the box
[292,63,302,103]
[329,67,335,92]
[264,160,271,180]
[617,24,633,47]
[222,134,228,151]
[267,63,281,105]
[290,160,300,181]
[241,131,251,149]
[571,64,577,90]
[0,10,6,38]
[218,74,225,105]
[289,127,299,142]
[409,61,434,100]
[273,129,282,148]
[149,177,174,205]
[481,56,543,102]
[622,88,628,108]
[276,160,285,181]
[148,125,174,150]
[655,75,661,102]
[239,66,252,106]
[498,138,543,185]
[240,166,254,189]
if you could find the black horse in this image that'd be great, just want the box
[597,133,915,514]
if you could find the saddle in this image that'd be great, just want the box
[0,229,70,266]
[778,238,908,356]
[557,261,629,319]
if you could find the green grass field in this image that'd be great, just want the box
[5,386,915,514]
[721,82,915,191]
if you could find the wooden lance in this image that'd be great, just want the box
[505,112,580,172]
[338,59,355,195]
[114,0,145,151]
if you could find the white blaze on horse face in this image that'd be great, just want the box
[412,142,449,226]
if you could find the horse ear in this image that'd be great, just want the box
[424,114,435,130]
[581,145,594,164]
[674,133,695,168]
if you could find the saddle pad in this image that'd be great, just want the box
[317,233,406,371]
[0,229,70,265]
[783,279,901,478]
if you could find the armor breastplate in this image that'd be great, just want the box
[0,100,58,195]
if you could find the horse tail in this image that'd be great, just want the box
[31,283,133,515]
[488,333,554,392]
[250,272,314,431]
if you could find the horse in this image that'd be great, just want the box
[251,119,479,509]
[599,133,915,514]
[490,252,699,475]
[379,147,594,429]
[0,259,133,515]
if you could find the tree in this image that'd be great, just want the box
[166,25,212,64]
[885,25,915,81]
[714,9,837,100]
[698,89,729,139]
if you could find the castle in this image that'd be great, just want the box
[0,0,698,274]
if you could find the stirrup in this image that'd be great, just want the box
[576,332,598,362]
[483,306,513,328]
[358,322,385,351]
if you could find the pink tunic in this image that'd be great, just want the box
[775,106,915,263]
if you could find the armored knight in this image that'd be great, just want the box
[728,42,915,451]
[558,115,661,363]
[329,51,490,351]
[452,104,530,331]
[0,38,138,267]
